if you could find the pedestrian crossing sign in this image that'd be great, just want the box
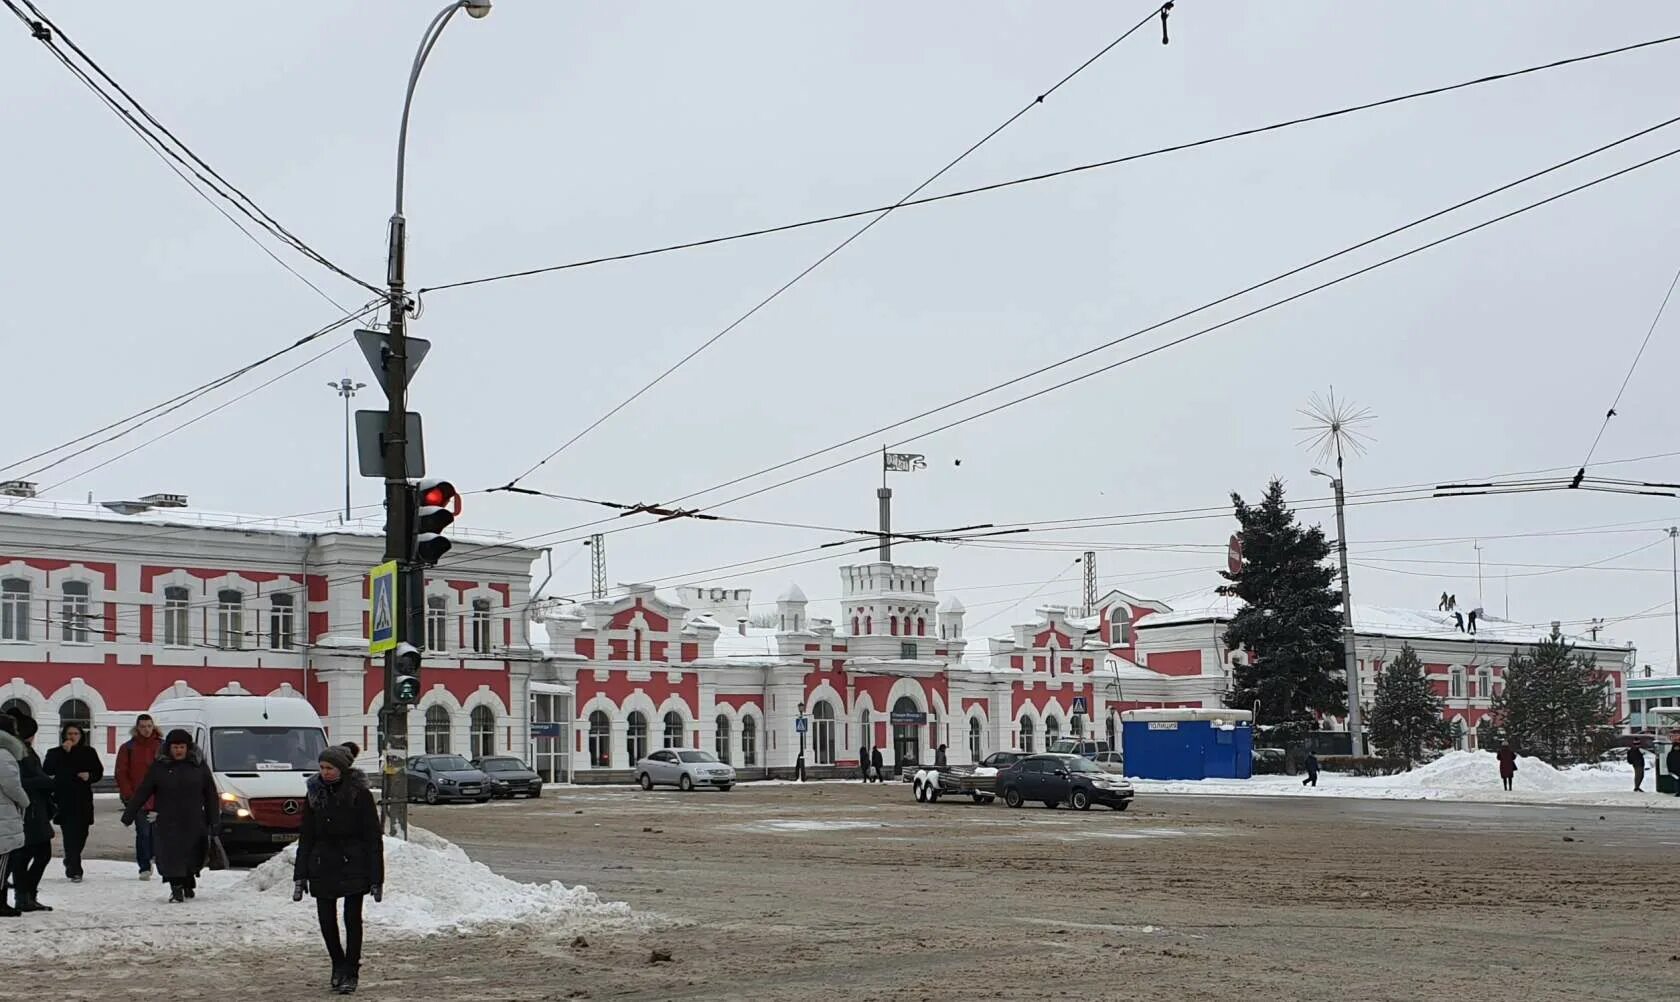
[369,560,398,655]
[1071,696,1088,715]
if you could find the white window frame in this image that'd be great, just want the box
[268,593,296,651]
[469,705,495,758]
[968,716,983,762]
[1,577,32,642]
[714,714,731,765]
[470,597,493,655]
[217,589,246,651]
[662,710,685,750]
[424,704,452,754]
[1450,667,1464,699]
[162,585,192,648]
[740,715,758,767]
[425,593,449,653]
[810,701,836,765]
[60,580,92,643]
[1478,667,1492,701]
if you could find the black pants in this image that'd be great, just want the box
[316,895,365,966]
[58,821,89,879]
[1302,773,1317,787]
[6,842,51,903]
[1633,767,1644,791]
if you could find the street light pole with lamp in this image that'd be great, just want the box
[379,0,492,839]
[327,377,366,522]
[1312,464,1363,755]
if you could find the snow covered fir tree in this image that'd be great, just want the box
[1479,629,1618,765]
[1367,644,1452,767]
[1217,479,1347,727]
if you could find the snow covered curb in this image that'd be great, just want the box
[0,827,636,961]
[1133,751,1679,809]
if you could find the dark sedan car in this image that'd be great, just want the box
[473,755,543,799]
[996,753,1134,811]
[406,754,492,804]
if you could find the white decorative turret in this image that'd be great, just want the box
[777,581,809,633]
[938,595,966,640]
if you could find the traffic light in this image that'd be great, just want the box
[413,478,461,566]
[391,642,421,706]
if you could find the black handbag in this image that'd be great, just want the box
[205,833,230,871]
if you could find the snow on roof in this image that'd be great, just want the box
[939,595,965,613]
[0,496,516,546]
[1137,589,1627,652]
[777,582,807,603]
[709,624,785,660]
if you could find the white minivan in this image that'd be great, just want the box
[148,694,329,856]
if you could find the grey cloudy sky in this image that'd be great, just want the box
[5,2,1680,667]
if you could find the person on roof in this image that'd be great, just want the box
[1438,592,1450,612]
[1453,611,1466,632]
[1467,609,1480,635]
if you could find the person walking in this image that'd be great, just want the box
[1497,741,1517,792]
[295,745,383,994]
[41,722,102,883]
[1627,744,1646,793]
[1301,751,1320,788]
[121,729,217,903]
[870,746,884,784]
[1667,742,1680,799]
[116,713,165,880]
[859,744,871,782]
[0,716,30,918]
[3,711,55,914]
[934,744,948,769]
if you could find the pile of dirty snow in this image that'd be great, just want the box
[2,828,633,961]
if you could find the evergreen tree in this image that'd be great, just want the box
[1367,644,1452,767]
[1486,632,1615,765]
[1219,479,1347,725]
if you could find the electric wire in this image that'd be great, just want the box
[1576,259,1680,475]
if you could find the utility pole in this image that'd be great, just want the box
[378,0,492,841]
[1669,527,1678,674]
[1314,459,1362,755]
[1082,551,1097,617]
[587,535,607,600]
[1474,539,1484,609]
[327,377,366,522]
[878,447,893,563]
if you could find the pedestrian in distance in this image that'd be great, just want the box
[116,713,165,880]
[1301,751,1319,788]
[859,744,871,782]
[295,744,383,994]
[41,721,102,883]
[3,710,55,914]
[0,715,31,918]
[934,744,948,769]
[1497,741,1517,792]
[1668,742,1680,799]
[1438,592,1449,612]
[1627,744,1646,793]
[870,746,884,784]
[121,729,218,903]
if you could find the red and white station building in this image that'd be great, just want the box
[0,486,1631,782]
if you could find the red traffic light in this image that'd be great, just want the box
[419,479,462,514]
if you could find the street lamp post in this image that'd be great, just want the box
[327,378,366,522]
[795,701,807,782]
[1312,464,1363,756]
[379,0,492,840]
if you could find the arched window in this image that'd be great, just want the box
[58,698,92,738]
[217,589,244,650]
[715,715,731,765]
[1,697,32,721]
[162,585,190,647]
[663,710,685,749]
[865,616,872,634]
[811,700,836,765]
[968,716,983,762]
[626,711,649,764]
[425,595,448,652]
[740,715,758,766]
[1071,715,1084,738]
[1019,716,1035,754]
[470,705,495,759]
[916,617,925,637]
[1109,607,1132,645]
[1044,715,1061,745]
[0,578,30,642]
[851,616,860,635]
[471,598,493,654]
[424,705,451,754]
[890,616,898,636]
[60,581,91,643]
[588,711,611,767]
[891,696,920,770]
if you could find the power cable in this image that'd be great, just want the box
[500,2,1173,487]
[1574,259,1680,477]
[425,31,1680,297]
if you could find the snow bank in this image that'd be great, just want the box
[1,828,634,961]
[1132,751,1675,809]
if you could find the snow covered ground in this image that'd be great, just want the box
[5,827,637,960]
[1132,751,1678,809]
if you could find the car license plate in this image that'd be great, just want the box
[272,833,299,844]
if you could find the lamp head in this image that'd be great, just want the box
[463,0,492,18]
[1310,467,1330,480]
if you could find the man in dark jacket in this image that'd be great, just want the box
[870,746,884,783]
[859,744,871,782]
[41,722,103,882]
[294,744,383,993]
[1301,751,1320,788]
[3,712,56,913]
[1668,743,1680,798]
[1626,744,1646,792]
[121,729,217,903]
[116,714,164,879]
[934,745,948,769]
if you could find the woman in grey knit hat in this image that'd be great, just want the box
[294,743,383,994]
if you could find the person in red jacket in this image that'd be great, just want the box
[116,714,164,880]
[1496,741,1518,792]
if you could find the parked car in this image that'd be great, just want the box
[473,755,543,798]
[406,754,492,804]
[973,750,1025,778]
[636,749,736,791]
[1091,750,1126,774]
[1252,747,1288,775]
[996,753,1134,811]
[1048,739,1112,760]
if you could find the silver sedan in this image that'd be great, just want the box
[635,749,737,791]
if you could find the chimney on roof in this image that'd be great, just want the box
[0,480,37,498]
[140,493,188,508]
[737,617,748,637]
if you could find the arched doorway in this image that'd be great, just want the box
[891,696,920,773]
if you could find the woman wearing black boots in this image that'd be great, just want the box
[121,729,217,902]
[294,744,383,994]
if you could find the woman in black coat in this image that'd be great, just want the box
[41,723,103,882]
[120,729,217,903]
[294,744,383,994]
[5,712,56,912]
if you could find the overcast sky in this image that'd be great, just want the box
[5,2,1680,669]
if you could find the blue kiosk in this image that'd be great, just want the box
[1121,708,1254,781]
